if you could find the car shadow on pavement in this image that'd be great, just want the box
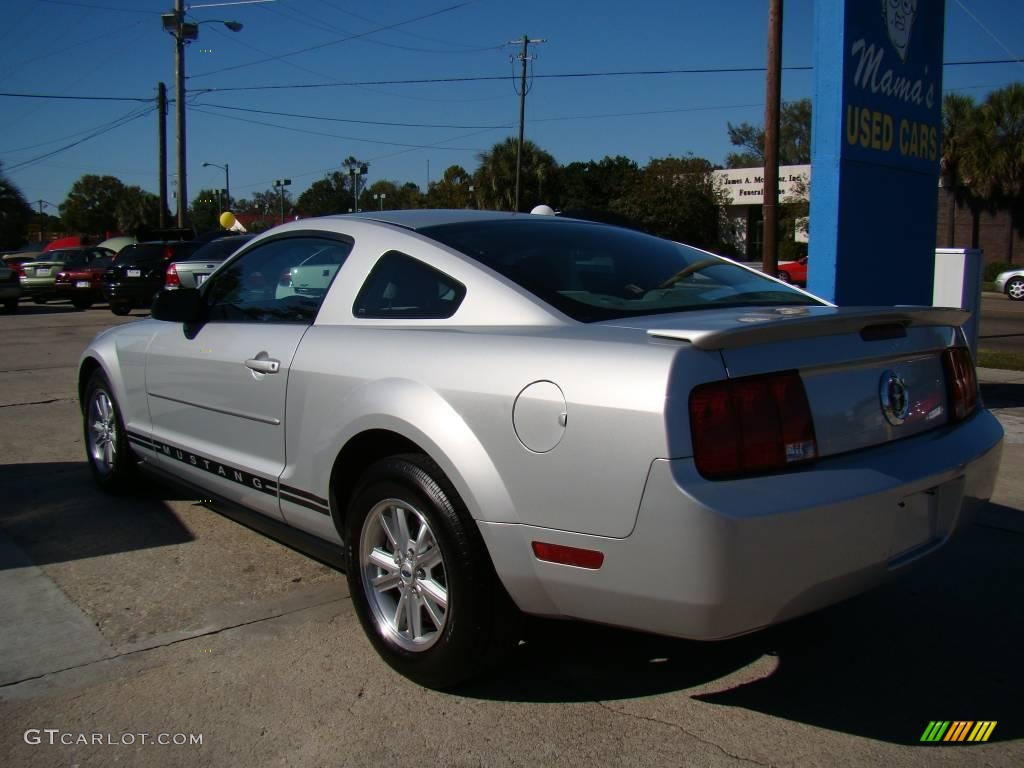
[461,515,1022,746]
[981,381,1024,408]
[0,461,194,568]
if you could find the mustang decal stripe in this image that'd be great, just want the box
[126,431,327,512]
[279,492,331,516]
[126,431,278,496]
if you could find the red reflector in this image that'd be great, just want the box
[689,371,817,479]
[943,347,978,422]
[531,541,604,569]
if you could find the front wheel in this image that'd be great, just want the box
[776,270,791,283]
[1007,277,1024,301]
[82,369,137,492]
[345,454,515,689]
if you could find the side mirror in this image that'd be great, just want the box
[151,288,204,323]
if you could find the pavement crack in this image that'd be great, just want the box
[0,595,347,690]
[592,700,773,767]
[0,397,73,408]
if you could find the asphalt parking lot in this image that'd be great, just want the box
[1,302,1022,768]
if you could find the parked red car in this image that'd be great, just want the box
[53,248,116,310]
[777,256,808,286]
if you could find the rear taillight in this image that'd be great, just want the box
[689,371,817,479]
[164,245,174,260]
[165,262,180,288]
[943,347,978,422]
[55,271,68,283]
[17,265,26,278]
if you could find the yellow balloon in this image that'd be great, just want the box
[219,211,236,229]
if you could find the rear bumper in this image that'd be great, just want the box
[19,278,55,297]
[480,409,1004,639]
[55,283,103,301]
[102,281,158,306]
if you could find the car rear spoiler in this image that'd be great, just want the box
[646,306,970,350]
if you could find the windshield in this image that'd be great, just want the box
[420,219,821,322]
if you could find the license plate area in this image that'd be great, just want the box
[127,269,141,278]
[887,477,964,567]
[76,281,90,288]
[195,273,208,286]
[36,267,49,276]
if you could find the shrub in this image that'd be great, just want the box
[984,260,1014,281]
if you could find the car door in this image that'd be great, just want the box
[144,233,353,518]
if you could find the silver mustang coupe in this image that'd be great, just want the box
[79,210,1003,687]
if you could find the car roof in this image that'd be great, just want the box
[341,209,566,231]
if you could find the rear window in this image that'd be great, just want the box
[420,219,821,322]
[118,242,198,265]
[189,235,254,262]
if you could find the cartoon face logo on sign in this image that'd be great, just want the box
[884,0,917,61]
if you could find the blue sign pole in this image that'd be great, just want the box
[808,0,946,306]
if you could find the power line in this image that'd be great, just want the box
[195,102,511,129]
[189,1,476,80]
[36,0,153,14]
[190,105,495,150]
[3,106,155,173]
[0,91,153,102]
[953,0,1024,69]
[191,58,1019,94]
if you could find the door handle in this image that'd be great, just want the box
[245,356,280,374]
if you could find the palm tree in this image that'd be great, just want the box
[941,93,981,247]
[975,84,1024,263]
[474,138,559,211]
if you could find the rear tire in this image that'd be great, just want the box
[777,271,791,283]
[72,298,93,311]
[2,298,15,314]
[344,454,516,689]
[33,296,46,305]
[110,303,131,316]
[82,369,137,493]
[1007,277,1024,301]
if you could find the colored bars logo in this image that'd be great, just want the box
[920,721,997,743]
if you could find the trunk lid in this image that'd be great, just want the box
[608,305,968,459]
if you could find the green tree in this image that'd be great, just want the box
[59,174,125,235]
[296,172,351,217]
[941,93,985,248]
[426,165,474,208]
[393,182,424,210]
[364,180,400,210]
[725,99,812,168]
[190,188,223,233]
[558,155,640,212]
[970,84,1024,262]
[620,155,727,248]
[116,186,165,235]
[474,138,559,211]
[0,163,33,249]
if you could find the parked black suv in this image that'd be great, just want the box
[103,241,200,315]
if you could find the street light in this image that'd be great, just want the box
[374,193,386,211]
[273,178,291,224]
[162,2,243,228]
[202,162,231,210]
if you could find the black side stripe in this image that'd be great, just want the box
[126,430,330,515]
[280,492,331,516]
[279,483,328,508]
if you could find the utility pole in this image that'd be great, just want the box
[174,0,188,228]
[157,82,168,228]
[762,0,783,278]
[274,179,291,224]
[31,200,54,241]
[343,158,368,212]
[509,35,545,212]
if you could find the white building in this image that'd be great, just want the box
[712,164,810,259]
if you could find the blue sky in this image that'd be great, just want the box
[2,0,1022,214]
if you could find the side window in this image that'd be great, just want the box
[205,236,352,324]
[353,251,466,320]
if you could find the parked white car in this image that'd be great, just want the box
[993,267,1024,301]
